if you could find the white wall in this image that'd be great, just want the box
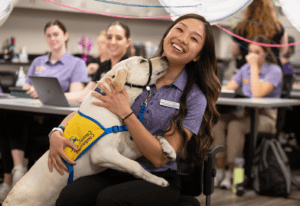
[0,8,170,56]
[0,6,299,61]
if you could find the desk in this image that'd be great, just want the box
[216,97,300,186]
[0,98,78,115]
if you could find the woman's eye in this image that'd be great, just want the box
[177,28,183,32]
[191,37,198,42]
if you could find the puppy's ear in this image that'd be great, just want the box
[112,67,128,92]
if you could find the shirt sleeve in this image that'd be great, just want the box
[232,64,247,86]
[25,58,38,85]
[182,86,207,135]
[263,64,282,87]
[70,58,88,84]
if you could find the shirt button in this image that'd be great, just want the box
[150,102,153,105]
[146,110,149,113]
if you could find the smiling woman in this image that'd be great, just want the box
[47,14,220,206]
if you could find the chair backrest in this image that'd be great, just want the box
[177,137,203,196]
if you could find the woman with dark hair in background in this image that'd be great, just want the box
[86,30,110,75]
[65,21,131,103]
[48,13,221,206]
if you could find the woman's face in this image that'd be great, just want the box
[45,25,68,51]
[97,34,107,56]
[162,18,206,67]
[248,43,266,65]
[106,25,131,59]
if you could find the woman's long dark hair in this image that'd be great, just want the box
[155,14,221,164]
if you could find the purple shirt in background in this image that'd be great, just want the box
[233,63,282,98]
[282,62,295,75]
[131,69,207,172]
[25,52,87,92]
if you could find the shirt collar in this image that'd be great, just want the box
[45,51,70,65]
[170,68,187,92]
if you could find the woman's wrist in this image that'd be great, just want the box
[120,109,133,120]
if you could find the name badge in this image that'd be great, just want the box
[160,99,180,109]
[36,66,46,71]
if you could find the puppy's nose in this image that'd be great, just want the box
[161,56,168,62]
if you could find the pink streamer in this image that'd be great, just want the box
[43,0,179,19]
[215,24,300,48]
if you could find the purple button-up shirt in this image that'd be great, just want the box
[25,52,87,92]
[131,69,207,172]
[233,63,282,98]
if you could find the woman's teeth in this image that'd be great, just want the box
[173,44,182,52]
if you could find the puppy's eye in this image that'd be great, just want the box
[112,75,115,78]
[140,59,147,63]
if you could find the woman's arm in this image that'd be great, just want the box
[69,82,85,92]
[48,110,79,175]
[246,53,275,98]
[91,78,192,167]
[223,80,239,91]
[65,81,96,103]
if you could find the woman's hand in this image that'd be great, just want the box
[26,86,38,98]
[48,131,78,175]
[246,52,263,69]
[91,78,132,119]
[87,63,99,74]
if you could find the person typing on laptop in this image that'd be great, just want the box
[0,20,87,203]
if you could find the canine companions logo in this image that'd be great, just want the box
[63,113,105,160]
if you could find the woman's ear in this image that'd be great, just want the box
[64,32,69,43]
[126,38,132,50]
[112,67,128,92]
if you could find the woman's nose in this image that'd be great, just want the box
[178,34,188,45]
[110,37,116,44]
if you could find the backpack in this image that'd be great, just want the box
[251,133,300,197]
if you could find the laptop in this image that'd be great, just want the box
[29,76,80,107]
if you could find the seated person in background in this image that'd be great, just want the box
[0,19,87,204]
[214,35,283,189]
[86,30,110,75]
[65,21,131,103]
[280,35,295,75]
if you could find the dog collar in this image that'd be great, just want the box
[125,59,153,89]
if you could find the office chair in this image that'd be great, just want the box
[176,137,224,206]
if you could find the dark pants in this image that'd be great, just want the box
[0,113,29,173]
[0,112,63,173]
[56,168,181,206]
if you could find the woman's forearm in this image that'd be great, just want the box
[250,65,262,97]
[59,110,78,128]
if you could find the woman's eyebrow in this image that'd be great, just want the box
[179,22,202,39]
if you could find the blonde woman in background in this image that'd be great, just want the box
[86,30,110,75]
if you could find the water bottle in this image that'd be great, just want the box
[233,157,245,196]
[15,66,26,87]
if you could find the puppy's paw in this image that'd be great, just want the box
[154,177,169,187]
[158,137,176,161]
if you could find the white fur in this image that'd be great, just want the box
[3,56,177,206]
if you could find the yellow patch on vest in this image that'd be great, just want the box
[63,113,105,161]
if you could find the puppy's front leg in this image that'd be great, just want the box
[156,136,176,161]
